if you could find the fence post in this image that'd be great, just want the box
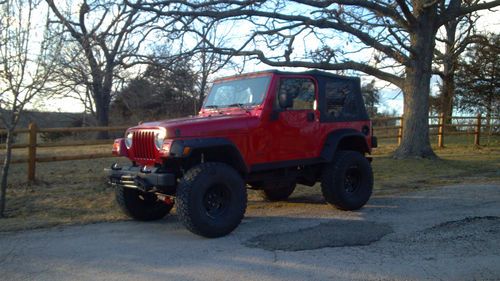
[28,122,38,182]
[397,116,403,145]
[438,113,444,148]
[474,113,481,146]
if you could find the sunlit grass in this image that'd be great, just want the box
[372,144,499,193]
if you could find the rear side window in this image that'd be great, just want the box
[278,78,316,110]
[325,82,360,119]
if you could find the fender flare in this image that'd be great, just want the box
[320,129,369,162]
[170,138,248,174]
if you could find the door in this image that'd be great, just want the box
[270,76,320,162]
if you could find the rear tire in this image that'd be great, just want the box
[115,186,173,221]
[321,150,373,210]
[176,162,247,238]
[260,182,296,201]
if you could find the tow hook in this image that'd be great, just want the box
[157,194,174,205]
[134,176,152,192]
[111,163,122,171]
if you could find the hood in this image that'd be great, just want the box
[129,112,254,138]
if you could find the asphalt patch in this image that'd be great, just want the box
[425,216,499,232]
[245,220,393,251]
[419,216,500,241]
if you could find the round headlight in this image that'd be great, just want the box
[125,132,133,148]
[155,131,166,149]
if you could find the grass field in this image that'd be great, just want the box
[1,141,499,232]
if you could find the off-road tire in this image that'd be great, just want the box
[115,186,173,221]
[260,182,296,201]
[321,150,373,210]
[176,162,247,238]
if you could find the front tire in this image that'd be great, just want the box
[115,186,173,221]
[321,150,373,210]
[176,162,247,238]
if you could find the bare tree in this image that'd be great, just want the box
[50,40,97,124]
[150,20,244,113]
[433,5,486,125]
[45,0,163,138]
[111,57,198,123]
[191,22,245,112]
[133,0,500,158]
[0,0,61,217]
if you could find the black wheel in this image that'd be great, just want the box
[321,150,373,210]
[176,162,247,238]
[260,182,296,201]
[115,186,173,221]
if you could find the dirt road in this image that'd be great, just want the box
[1,183,499,281]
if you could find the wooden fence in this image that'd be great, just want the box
[0,124,128,181]
[1,114,498,181]
[373,114,499,147]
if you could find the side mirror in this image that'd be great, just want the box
[278,92,293,109]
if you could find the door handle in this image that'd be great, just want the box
[307,112,315,122]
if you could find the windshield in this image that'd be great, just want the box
[203,76,271,109]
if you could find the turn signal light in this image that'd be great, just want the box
[112,138,128,157]
[159,139,174,157]
[183,146,191,156]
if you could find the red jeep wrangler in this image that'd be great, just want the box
[107,70,377,238]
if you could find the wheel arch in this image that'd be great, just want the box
[170,138,248,175]
[320,129,370,162]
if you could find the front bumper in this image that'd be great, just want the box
[105,164,176,191]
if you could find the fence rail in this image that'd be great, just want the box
[1,114,499,181]
[373,114,499,146]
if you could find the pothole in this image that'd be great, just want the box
[425,216,499,232]
[244,220,393,251]
[421,216,500,240]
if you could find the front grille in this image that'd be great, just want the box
[132,131,156,160]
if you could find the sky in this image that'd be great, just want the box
[32,3,500,115]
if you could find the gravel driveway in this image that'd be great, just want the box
[1,183,499,281]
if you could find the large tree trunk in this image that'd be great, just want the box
[395,67,437,158]
[394,6,438,159]
[440,20,458,126]
[95,93,110,139]
[441,71,455,126]
[485,95,492,141]
[0,130,14,218]
[94,73,112,139]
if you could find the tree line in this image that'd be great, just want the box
[1,0,499,217]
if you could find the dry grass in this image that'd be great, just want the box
[1,157,130,232]
[372,144,500,194]
[1,141,499,232]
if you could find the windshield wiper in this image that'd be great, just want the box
[204,105,224,114]
[228,103,251,113]
[204,105,219,109]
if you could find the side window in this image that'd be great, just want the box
[325,82,359,119]
[278,78,316,110]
